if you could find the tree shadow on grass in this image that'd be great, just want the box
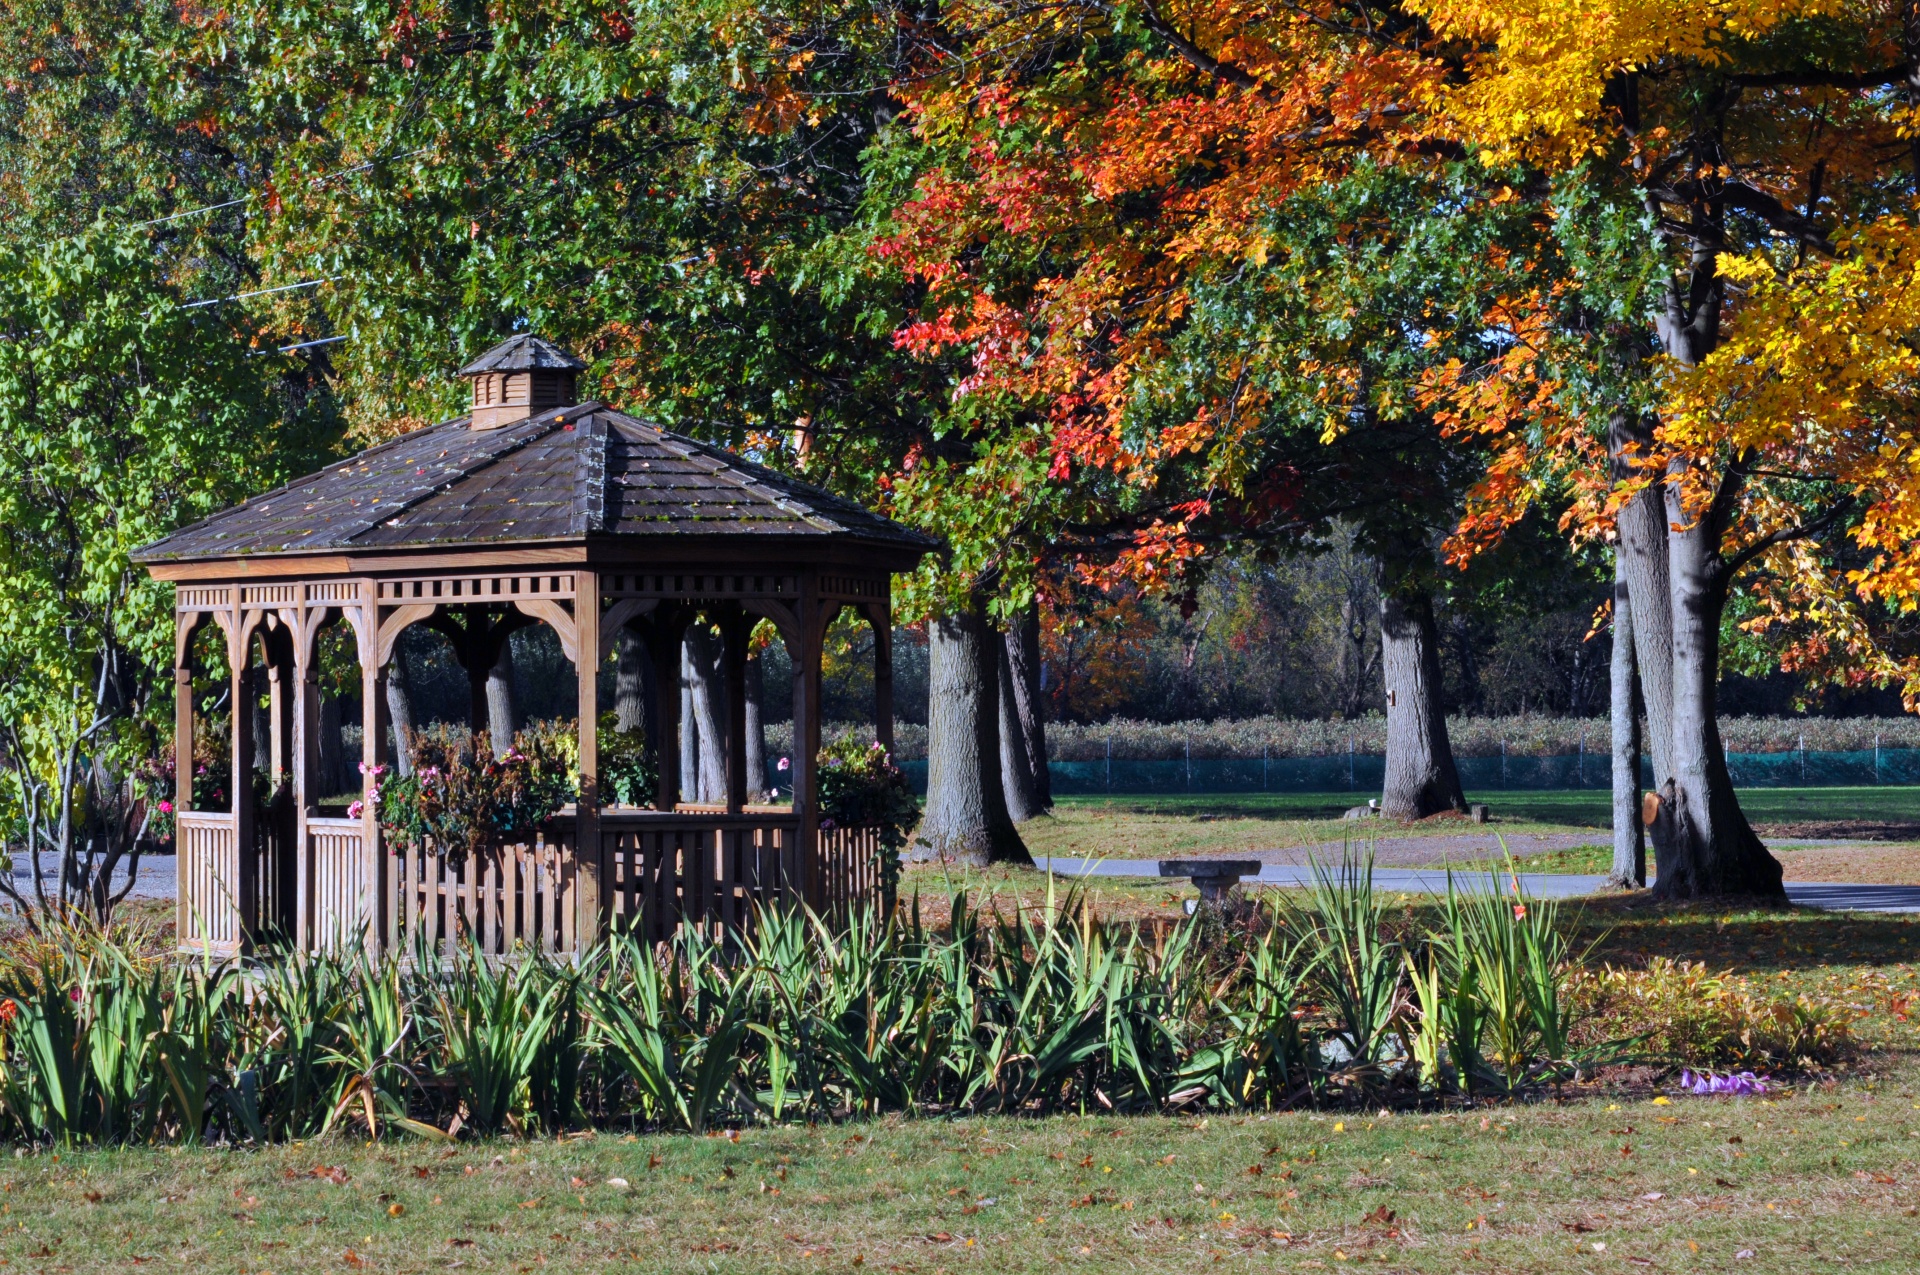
[1572,894,1920,974]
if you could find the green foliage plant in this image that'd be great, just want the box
[0,227,330,923]
[816,737,919,891]
[377,729,576,861]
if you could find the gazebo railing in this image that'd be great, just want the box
[387,830,579,956]
[181,806,890,958]
[177,810,243,956]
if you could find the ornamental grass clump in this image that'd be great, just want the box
[377,729,576,860]
[0,871,1849,1147]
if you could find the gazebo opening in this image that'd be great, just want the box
[136,334,935,958]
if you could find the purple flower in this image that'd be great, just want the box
[1678,1070,1768,1096]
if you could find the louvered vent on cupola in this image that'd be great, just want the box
[457,333,589,429]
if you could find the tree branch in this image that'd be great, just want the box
[1731,65,1910,90]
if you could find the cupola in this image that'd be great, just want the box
[457,333,588,429]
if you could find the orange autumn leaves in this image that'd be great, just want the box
[876,1,1446,587]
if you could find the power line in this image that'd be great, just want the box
[275,334,349,353]
[179,276,341,311]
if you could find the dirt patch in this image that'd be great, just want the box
[1756,820,1920,840]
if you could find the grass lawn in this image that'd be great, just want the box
[13,902,1920,1273]
[1018,788,1920,869]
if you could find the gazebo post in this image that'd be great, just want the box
[721,607,749,815]
[575,574,604,946]
[790,582,824,907]
[292,612,320,953]
[230,606,258,951]
[358,583,388,954]
[173,611,196,944]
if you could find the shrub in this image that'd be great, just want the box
[817,738,919,892]
[1567,957,1856,1070]
[772,713,1920,762]
[597,712,659,808]
[376,729,576,860]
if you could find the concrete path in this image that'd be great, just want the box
[8,854,177,905]
[1036,856,1920,914]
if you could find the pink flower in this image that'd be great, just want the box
[1513,904,1527,920]
[157,800,173,815]
[777,757,790,772]
[346,800,365,819]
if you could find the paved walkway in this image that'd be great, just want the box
[29,854,1920,917]
[1035,856,1920,913]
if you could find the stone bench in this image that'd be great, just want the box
[1158,858,1266,905]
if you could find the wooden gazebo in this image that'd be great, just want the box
[134,334,935,957]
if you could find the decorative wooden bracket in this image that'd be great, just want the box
[376,603,439,667]
[514,598,579,665]
[597,597,658,661]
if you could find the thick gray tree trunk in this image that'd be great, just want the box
[911,601,1031,865]
[1643,260,1784,902]
[1611,411,1674,784]
[1378,565,1465,820]
[1652,475,1785,901]
[385,647,416,778]
[614,624,649,736]
[743,648,767,802]
[487,640,517,756]
[318,692,346,799]
[250,666,272,776]
[1607,558,1645,889]
[680,651,700,802]
[998,607,1050,820]
[685,626,728,804]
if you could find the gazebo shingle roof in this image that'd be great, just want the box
[134,404,939,563]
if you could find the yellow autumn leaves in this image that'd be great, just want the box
[1408,0,1862,166]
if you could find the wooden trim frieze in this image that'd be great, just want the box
[601,571,799,601]
[378,573,574,602]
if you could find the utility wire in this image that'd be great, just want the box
[180,276,341,310]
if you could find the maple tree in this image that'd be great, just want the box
[1413,0,1920,898]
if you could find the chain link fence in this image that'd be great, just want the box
[875,746,1920,796]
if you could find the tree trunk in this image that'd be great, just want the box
[685,626,728,804]
[743,648,767,802]
[1607,558,1645,889]
[1001,606,1050,812]
[680,648,699,802]
[318,692,346,799]
[911,600,1030,865]
[998,655,1043,824]
[1643,247,1783,901]
[487,639,517,756]
[250,666,272,775]
[1611,411,1674,784]
[614,624,649,736]
[1378,565,1465,820]
[1652,479,1785,902]
[385,647,415,779]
